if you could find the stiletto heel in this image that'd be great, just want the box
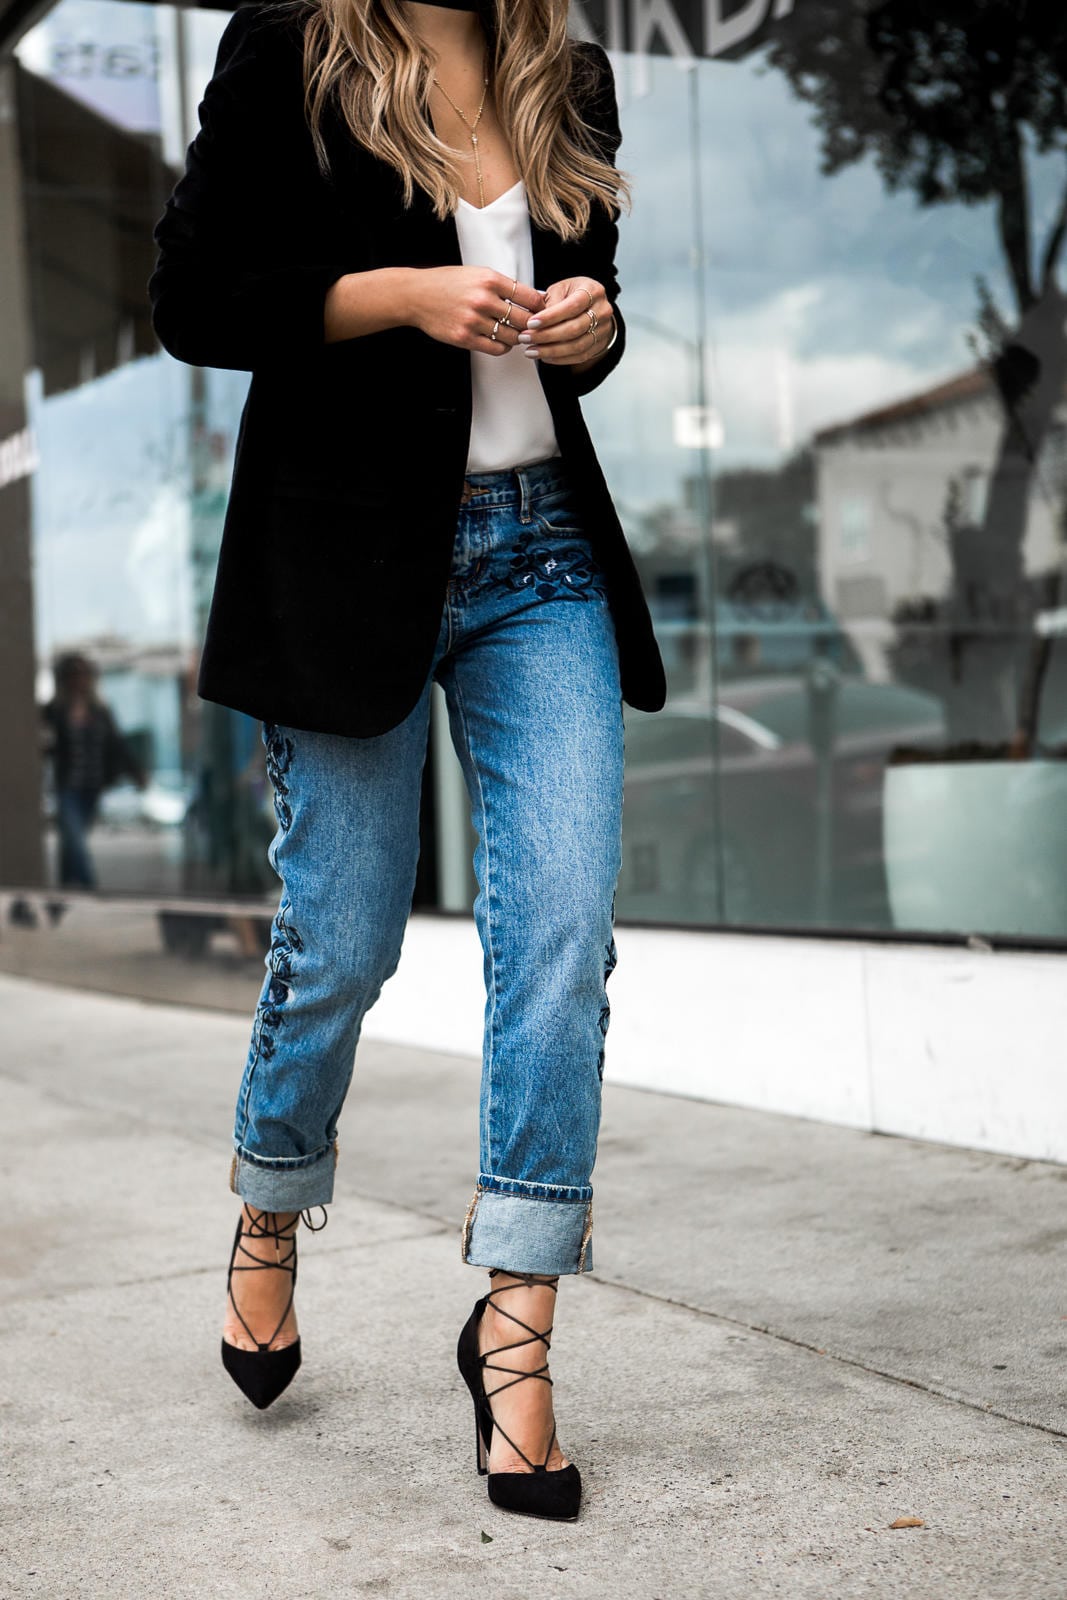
[456,1269,582,1522]
[220,1204,326,1410]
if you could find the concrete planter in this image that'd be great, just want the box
[883,759,1067,938]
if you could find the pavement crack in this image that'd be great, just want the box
[1,1226,452,1308]
[581,1276,1067,1444]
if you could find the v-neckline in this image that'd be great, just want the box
[456,178,524,214]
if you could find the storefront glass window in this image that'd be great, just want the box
[596,9,1067,939]
[2,0,1065,951]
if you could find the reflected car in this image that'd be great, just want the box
[618,675,945,928]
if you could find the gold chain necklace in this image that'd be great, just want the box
[432,55,490,209]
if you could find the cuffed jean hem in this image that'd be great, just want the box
[229,1142,337,1212]
[461,1186,594,1276]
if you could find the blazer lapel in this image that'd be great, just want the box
[530,217,563,295]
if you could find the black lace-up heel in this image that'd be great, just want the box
[456,1269,582,1522]
[221,1204,327,1410]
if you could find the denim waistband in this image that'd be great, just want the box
[461,455,572,511]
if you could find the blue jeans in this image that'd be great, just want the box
[56,788,100,888]
[230,456,623,1275]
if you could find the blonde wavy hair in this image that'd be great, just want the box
[274,0,629,242]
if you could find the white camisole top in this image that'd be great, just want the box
[453,179,561,474]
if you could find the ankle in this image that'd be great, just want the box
[486,1270,558,1301]
[482,1275,559,1342]
[241,1205,299,1231]
[488,1268,559,1287]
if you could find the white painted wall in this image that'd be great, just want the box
[362,914,1067,1165]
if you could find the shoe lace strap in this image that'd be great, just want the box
[480,1269,561,1473]
[226,1205,327,1353]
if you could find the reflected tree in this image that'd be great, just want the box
[767,1,1067,743]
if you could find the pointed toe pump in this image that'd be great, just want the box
[220,1204,326,1410]
[221,1325,302,1412]
[456,1269,582,1522]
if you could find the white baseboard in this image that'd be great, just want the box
[362,915,1067,1165]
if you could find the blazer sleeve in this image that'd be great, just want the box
[571,42,627,399]
[147,5,349,372]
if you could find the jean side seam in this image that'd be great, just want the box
[235,1007,264,1154]
[235,721,292,1155]
[450,665,500,1185]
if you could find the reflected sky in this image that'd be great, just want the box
[589,49,1065,508]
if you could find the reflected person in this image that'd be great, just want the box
[41,653,147,890]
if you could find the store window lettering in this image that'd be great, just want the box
[575,0,797,59]
[50,39,159,80]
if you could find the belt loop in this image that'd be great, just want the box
[517,466,531,524]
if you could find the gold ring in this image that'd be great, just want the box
[491,319,501,341]
[501,299,514,328]
[510,278,518,297]
[581,287,594,311]
[586,309,599,336]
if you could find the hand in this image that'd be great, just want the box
[409,267,545,356]
[517,277,614,367]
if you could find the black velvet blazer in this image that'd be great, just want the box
[147,0,666,738]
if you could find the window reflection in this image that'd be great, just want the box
[598,15,1067,938]
[2,0,1065,955]
[13,2,272,900]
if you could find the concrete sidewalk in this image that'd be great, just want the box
[1,971,1065,1599]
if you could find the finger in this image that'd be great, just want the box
[490,275,545,315]
[527,292,590,330]
[523,310,613,351]
[530,282,605,329]
[475,296,534,336]
[483,315,527,349]
[522,312,609,348]
[525,328,610,363]
[503,302,535,333]
[471,333,511,356]
[475,290,538,336]
[472,313,524,354]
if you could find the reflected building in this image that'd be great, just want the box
[815,368,1067,712]
[1,0,1066,1045]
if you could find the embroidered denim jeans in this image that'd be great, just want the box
[230,456,623,1275]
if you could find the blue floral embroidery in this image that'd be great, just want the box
[264,722,295,833]
[493,527,607,602]
[596,926,618,1081]
[248,897,304,1065]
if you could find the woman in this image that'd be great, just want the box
[148,0,665,1522]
